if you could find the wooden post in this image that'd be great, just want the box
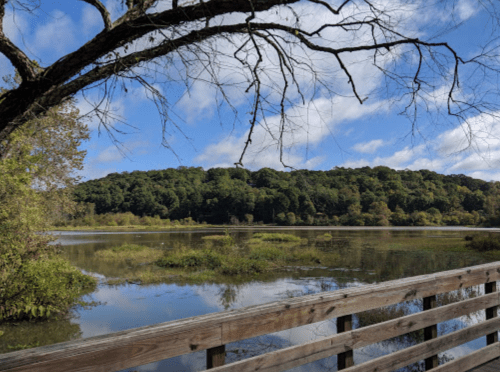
[206,345,225,369]
[337,314,354,369]
[423,295,438,370]
[485,281,498,345]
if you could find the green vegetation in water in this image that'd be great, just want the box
[250,233,301,242]
[103,232,339,285]
[95,244,165,264]
[465,233,500,252]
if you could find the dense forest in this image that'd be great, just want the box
[72,166,500,227]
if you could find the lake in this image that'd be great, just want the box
[2,227,500,371]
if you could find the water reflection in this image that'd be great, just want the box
[2,228,498,371]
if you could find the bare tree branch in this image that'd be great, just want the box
[79,0,112,31]
[0,0,499,165]
[0,0,37,81]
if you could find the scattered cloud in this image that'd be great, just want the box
[457,0,479,21]
[196,95,387,170]
[352,139,386,154]
[31,10,77,55]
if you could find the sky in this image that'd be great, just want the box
[2,0,500,182]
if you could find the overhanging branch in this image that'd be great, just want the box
[79,0,112,31]
[0,0,37,81]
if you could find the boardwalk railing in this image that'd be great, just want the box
[2,262,500,372]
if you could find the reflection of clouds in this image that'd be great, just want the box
[91,285,146,312]
[78,321,113,338]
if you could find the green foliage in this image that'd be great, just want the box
[251,233,301,242]
[95,244,164,264]
[218,257,268,275]
[156,250,224,270]
[249,245,286,261]
[0,257,96,321]
[73,166,499,226]
[465,234,500,252]
[202,234,235,246]
[0,97,96,322]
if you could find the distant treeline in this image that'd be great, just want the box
[72,166,500,226]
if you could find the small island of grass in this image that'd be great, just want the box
[100,233,339,285]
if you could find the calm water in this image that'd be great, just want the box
[2,227,499,371]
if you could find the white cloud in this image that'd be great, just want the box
[95,146,124,163]
[32,10,77,55]
[352,139,386,154]
[457,0,478,21]
[196,95,388,169]
[81,4,105,36]
[467,171,500,182]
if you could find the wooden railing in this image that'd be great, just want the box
[2,262,500,372]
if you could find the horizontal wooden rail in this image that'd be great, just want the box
[1,261,500,372]
[209,292,500,372]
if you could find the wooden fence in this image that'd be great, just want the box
[2,261,500,372]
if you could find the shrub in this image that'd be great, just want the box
[466,234,500,251]
[249,245,286,261]
[218,257,268,275]
[95,244,164,264]
[0,257,96,321]
[156,250,223,269]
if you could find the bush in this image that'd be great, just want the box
[0,149,96,322]
[249,245,286,261]
[465,234,500,251]
[95,244,164,264]
[156,250,223,269]
[218,257,268,275]
[0,257,96,321]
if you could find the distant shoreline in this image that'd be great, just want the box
[49,225,500,233]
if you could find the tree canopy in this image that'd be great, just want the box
[1,1,500,164]
[72,166,500,227]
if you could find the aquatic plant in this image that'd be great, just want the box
[465,234,500,251]
[95,244,164,264]
[156,250,224,270]
[251,233,301,242]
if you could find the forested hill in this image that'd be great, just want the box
[73,166,500,226]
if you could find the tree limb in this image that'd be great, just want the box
[0,0,37,81]
[79,0,112,31]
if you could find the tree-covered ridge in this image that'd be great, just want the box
[73,166,500,226]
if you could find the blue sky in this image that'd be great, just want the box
[2,0,500,181]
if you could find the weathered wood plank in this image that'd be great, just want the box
[423,295,438,370]
[432,343,500,372]
[338,317,500,372]
[220,263,500,344]
[485,282,498,345]
[207,345,226,369]
[209,293,500,372]
[337,315,353,370]
[2,262,500,372]
[1,325,222,372]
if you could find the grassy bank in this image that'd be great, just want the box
[51,224,217,232]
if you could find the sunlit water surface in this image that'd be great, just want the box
[2,227,500,371]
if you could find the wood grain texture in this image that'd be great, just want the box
[338,317,500,372]
[2,262,500,372]
[207,345,226,369]
[432,343,500,372]
[337,315,353,370]
[423,295,438,370]
[208,293,500,372]
[485,282,498,345]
